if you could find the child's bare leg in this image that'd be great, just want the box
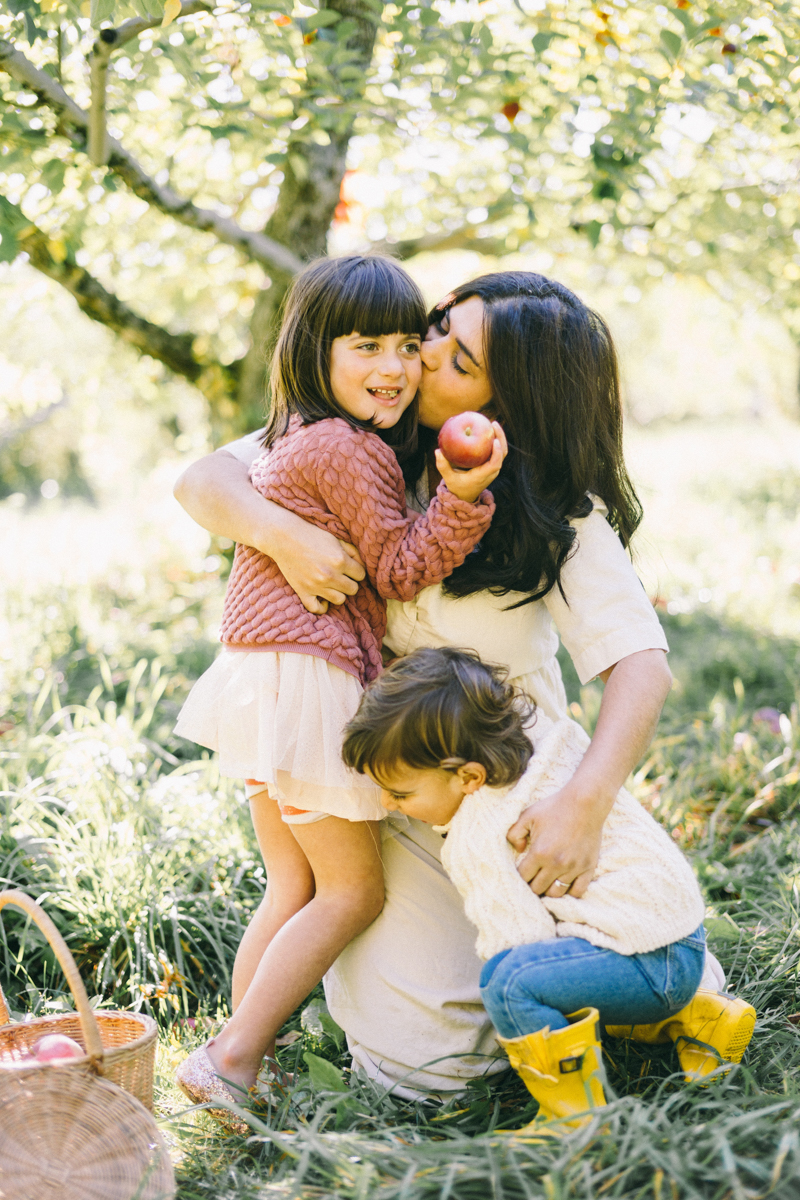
[207,817,383,1091]
[231,791,315,1011]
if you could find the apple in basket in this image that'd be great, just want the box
[437,412,496,470]
[32,1033,85,1061]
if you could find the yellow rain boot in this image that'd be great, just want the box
[605,990,756,1082]
[498,1007,607,1139]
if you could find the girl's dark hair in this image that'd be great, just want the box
[342,647,535,788]
[263,255,429,461]
[406,271,643,607]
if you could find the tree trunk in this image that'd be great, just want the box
[235,0,379,431]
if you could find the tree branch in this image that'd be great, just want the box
[10,204,236,406]
[379,226,511,261]
[0,391,70,448]
[0,39,304,276]
[87,3,213,166]
[88,38,109,166]
[96,2,212,54]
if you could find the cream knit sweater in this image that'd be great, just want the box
[439,715,705,961]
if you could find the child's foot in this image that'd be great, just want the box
[204,1035,260,1096]
[175,1042,252,1136]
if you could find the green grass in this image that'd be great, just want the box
[4,573,800,1197]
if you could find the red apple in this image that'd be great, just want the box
[32,1033,85,1062]
[438,412,496,470]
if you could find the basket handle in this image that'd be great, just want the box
[0,889,105,1067]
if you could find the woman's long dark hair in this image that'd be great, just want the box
[414,271,643,607]
[263,255,428,461]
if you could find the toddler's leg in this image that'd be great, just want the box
[207,816,383,1092]
[231,789,315,1010]
[480,936,704,1138]
[480,935,705,1039]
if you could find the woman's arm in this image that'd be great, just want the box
[507,648,672,898]
[173,449,366,614]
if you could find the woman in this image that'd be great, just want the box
[174,270,719,1097]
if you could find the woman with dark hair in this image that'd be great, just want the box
[174,269,721,1097]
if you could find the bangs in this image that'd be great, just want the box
[320,258,429,341]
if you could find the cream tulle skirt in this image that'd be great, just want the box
[174,649,385,822]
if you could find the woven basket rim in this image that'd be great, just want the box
[0,1008,158,1073]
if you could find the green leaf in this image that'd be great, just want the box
[586,219,602,248]
[90,0,116,25]
[660,29,683,60]
[671,8,695,33]
[40,160,66,195]
[420,8,439,26]
[287,152,309,183]
[303,1052,349,1092]
[0,229,20,265]
[319,1011,345,1049]
[312,9,340,26]
[300,997,344,1047]
[704,915,742,943]
[210,124,250,139]
[23,10,41,45]
[532,31,564,53]
[0,195,28,264]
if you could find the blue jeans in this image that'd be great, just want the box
[480,925,706,1039]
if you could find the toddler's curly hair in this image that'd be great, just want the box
[342,647,535,787]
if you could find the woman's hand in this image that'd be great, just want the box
[434,422,507,503]
[270,517,366,615]
[508,649,673,898]
[507,785,608,898]
[174,448,366,613]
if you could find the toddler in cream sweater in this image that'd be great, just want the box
[343,647,756,1137]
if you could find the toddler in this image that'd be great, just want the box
[343,647,757,1136]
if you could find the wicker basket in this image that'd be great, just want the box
[0,889,158,1111]
[0,1066,175,1200]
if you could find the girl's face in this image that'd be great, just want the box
[418,297,493,431]
[329,332,422,428]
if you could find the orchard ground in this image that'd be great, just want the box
[3,254,800,1196]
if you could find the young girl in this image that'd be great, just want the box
[173,256,506,1129]
[342,647,757,1135]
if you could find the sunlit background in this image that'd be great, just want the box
[4,1,800,1192]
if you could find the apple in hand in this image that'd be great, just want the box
[32,1033,85,1061]
[437,412,496,470]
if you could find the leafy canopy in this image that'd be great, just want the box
[1,0,799,391]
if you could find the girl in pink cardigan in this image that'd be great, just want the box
[174,256,506,1127]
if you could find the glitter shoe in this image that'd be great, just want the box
[175,1042,252,1136]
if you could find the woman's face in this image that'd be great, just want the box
[418,296,493,430]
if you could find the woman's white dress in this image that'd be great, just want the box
[222,432,719,1099]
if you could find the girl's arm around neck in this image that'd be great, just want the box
[507,648,672,899]
[173,446,366,614]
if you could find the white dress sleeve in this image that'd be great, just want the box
[220,428,265,469]
[545,502,668,685]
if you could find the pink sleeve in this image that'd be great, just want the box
[313,428,495,602]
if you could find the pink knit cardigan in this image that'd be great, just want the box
[219,416,495,684]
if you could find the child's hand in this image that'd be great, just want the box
[434,422,508,504]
